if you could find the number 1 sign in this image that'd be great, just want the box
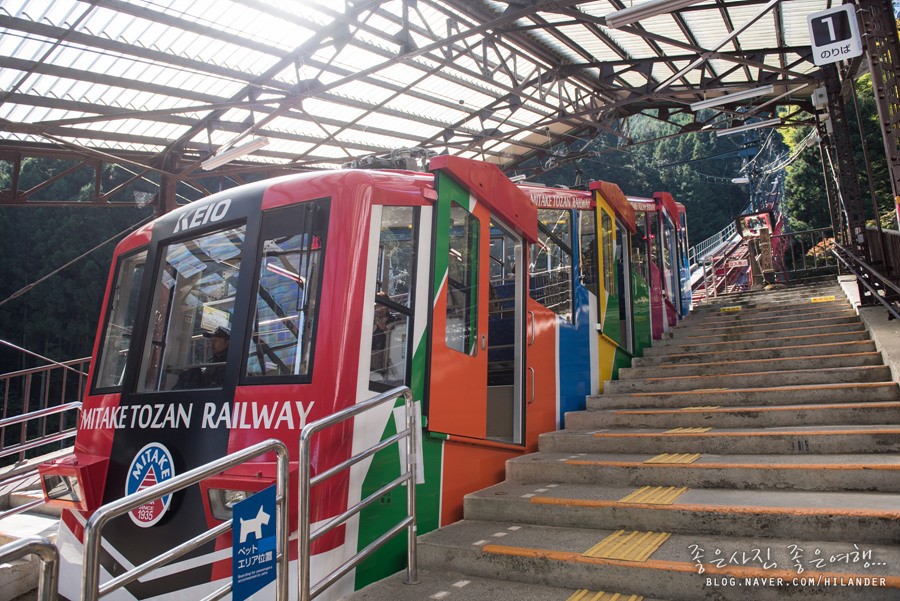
[808,4,863,66]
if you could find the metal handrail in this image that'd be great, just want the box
[0,402,81,463]
[298,386,417,601]
[1,356,89,465]
[0,535,59,601]
[831,243,900,321]
[689,221,738,268]
[81,439,290,601]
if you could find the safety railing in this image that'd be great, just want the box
[81,439,290,601]
[1,352,89,465]
[0,535,59,601]
[298,386,417,601]
[688,220,738,268]
[866,226,900,279]
[832,243,900,321]
[770,227,837,282]
[695,240,748,303]
[0,401,82,520]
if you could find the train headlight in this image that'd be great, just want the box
[42,474,83,503]
[38,453,108,512]
[207,488,254,521]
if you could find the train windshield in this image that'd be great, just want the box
[94,249,148,390]
[246,201,328,379]
[137,225,247,392]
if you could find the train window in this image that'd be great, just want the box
[648,211,661,268]
[601,211,615,296]
[93,249,147,390]
[530,209,573,320]
[446,202,479,356]
[578,209,597,297]
[247,201,329,380]
[632,215,650,282]
[370,206,416,388]
[137,225,247,392]
[615,218,633,353]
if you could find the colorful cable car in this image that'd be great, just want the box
[38,157,587,600]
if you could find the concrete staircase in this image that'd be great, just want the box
[347,281,900,601]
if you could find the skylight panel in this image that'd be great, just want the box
[354,112,442,140]
[382,96,468,125]
[301,96,370,124]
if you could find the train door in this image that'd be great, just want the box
[428,171,524,444]
[597,204,633,354]
[676,204,692,316]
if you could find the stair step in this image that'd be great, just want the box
[643,330,870,356]
[418,519,900,601]
[539,425,900,455]
[669,312,860,337]
[465,481,900,543]
[505,451,900,492]
[659,320,864,345]
[604,365,891,393]
[698,284,843,305]
[677,305,855,329]
[566,401,900,430]
[692,298,850,317]
[344,568,669,601]
[619,352,884,379]
[587,382,900,410]
[631,340,878,366]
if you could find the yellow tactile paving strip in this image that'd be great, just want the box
[643,453,701,464]
[618,486,688,505]
[529,494,900,519]
[583,530,671,561]
[567,590,643,601]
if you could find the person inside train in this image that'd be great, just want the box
[203,326,230,386]
[173,326,230,389]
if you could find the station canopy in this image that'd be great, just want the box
[0,0,832,184]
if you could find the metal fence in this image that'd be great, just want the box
[688,221,738,268]
[866,227,900,280]
[81,439,290,601]
[1,354,89,466]
[298,386,418,600]
[770,227,837,282]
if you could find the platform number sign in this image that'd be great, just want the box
[808,4,862,66]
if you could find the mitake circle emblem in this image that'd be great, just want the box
[126,442,175,528]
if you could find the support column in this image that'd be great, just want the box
[822,63,870,261]
[155,153,180,215]
[856,0,900,230]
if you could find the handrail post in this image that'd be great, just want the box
[298,431,312,601]
[404,390,418,586]
[0,536,59,601]
[295,386,416,600]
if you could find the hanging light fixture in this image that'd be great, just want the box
[690,85,776,111]
[602,0,708,29]
[714,117,782,137]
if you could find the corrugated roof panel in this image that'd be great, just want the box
[301,96,371,124]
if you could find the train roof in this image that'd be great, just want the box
[590,180,635,232]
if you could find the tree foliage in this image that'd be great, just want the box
[532,112,762,246]
[0,158,152,368]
